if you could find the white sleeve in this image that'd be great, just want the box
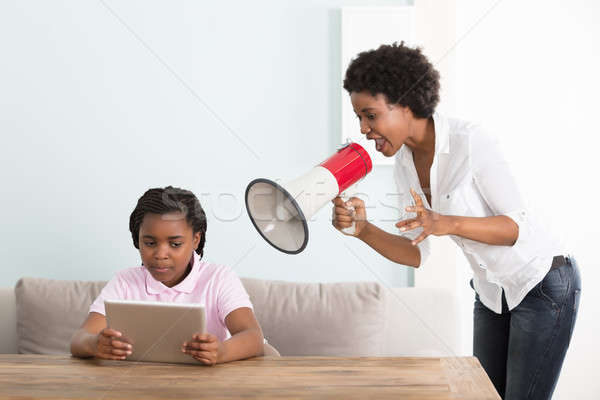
[469,125,532,249]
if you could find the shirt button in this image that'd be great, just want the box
[446,194,450,199]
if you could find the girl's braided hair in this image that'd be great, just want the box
[129,186,207,258]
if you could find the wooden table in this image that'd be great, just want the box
[0,355,499,399]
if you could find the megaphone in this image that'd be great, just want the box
[245,142,373,254]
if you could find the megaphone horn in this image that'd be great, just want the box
[245,142,373,254]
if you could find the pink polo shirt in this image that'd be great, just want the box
[89,252,253,342]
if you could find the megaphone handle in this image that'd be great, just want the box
[339,193,356,235]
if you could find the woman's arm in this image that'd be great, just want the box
[70,312,132,360]
[443,214,518,246]
[332,196,422,267]
[399,210,520,246]
[182,307,264,365]
[397,188,519,246]
[358,221,422,267]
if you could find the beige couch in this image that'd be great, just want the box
[0,277,461,358]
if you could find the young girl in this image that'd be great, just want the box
[71,186,265,365]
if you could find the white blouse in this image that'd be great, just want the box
[393,112,564,313]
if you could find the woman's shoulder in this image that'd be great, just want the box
[437,113,500,152]
[439,113,509,173]
[440,112,485,137]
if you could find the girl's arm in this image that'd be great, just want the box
[70,312,132,360]
[182,307,264,365]
[220,307,264,363]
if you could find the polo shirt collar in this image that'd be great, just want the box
[144,252,200,295]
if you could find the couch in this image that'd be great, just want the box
[0,277,461,358]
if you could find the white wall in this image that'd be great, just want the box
[0,0,415,288]
[454,1,600,398]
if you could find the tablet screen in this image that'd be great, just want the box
[105,300,206,365]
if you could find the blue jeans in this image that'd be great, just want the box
[472,257,581,400]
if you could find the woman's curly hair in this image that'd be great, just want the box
[343,42,440,119]
[129,186,207,258]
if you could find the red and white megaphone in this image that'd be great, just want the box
[245,142,373,254]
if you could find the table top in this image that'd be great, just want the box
[0,354,499,399]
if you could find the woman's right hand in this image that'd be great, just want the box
[331,196,367,237]
[93,328,132,360]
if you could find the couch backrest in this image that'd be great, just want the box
[0,287,17,353]
[0,278,462,357]
[243,278,387,356]
[14,278,107,354]
[8,277,389,357]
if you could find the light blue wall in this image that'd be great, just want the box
[0,0,413,288]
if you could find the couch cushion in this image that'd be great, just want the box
[15,278,107,354]
[15,277,387,357]
[0,287,18,353]
[241,279,387,356]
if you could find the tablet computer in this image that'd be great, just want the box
[105,299,206,365]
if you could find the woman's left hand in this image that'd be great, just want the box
[182,333,222,366]
[395,188,452,246]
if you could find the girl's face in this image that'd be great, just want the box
[350,91,413,157]
[138,212,201,288]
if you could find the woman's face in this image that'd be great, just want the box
[350,91,412,157]
[138,212,201,288]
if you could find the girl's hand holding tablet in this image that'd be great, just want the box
[181,333,222,366]
[94,328,132,360]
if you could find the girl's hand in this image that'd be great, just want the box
[395,188,452,245]
[331,196,367,237]
[94,328,132,360]
[182,333,222,366]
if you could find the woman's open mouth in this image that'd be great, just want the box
[374,138,387,152]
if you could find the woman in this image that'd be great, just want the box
[332,42,581,400]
